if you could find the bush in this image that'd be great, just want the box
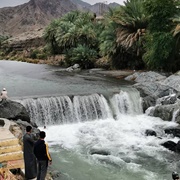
[65,45,98,69]
[29,49,47,60]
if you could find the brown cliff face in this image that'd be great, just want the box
[0,0,78,36]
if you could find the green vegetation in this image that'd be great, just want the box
[0,0,179,72]
[0,35,8,46]
[44,11,99,68]
[143,0,178,71]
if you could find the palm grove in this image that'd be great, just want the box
[43,0,180,72]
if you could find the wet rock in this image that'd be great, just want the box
[152,102,180,121]
[142,96,156,112]
[176,140,180,153]
[161,141,177,152]
[0,100,30,122]
[145,129,157,136]
[164,127,180,138]
[49,170,61,179]
[156,94,177,105]
[90,149,111,156]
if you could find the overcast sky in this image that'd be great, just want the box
[0,0,124,8]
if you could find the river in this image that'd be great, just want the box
[0,60,179,180]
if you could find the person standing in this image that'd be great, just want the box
[0,88,8,101]
[34,131,52,180]
[23,126,37,180]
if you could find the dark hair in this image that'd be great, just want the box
[26,126,32,132]
[172,172,179,179]
[39,131,46,139]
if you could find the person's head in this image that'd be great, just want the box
[39,131,46,139]
[172,172,179,180]
[26,126,32,133]
[2,88,6,91]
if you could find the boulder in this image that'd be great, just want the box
[161,140,177,152]
[152,102,180,121]
[90,149,111,156]
[164,127,180,138]
[125,71,166,83]
[161,74,180,92]
[156,94,177,105]
[133,82,171,98]
[142,96,156,112]
[145,129,157,136]
[0,100,30,123]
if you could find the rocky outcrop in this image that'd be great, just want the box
[12,119,40,140]
[0,100,30,123]
[2,30,45,51]
[125,71,180,122]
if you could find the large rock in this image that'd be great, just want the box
[133,82,172,98]
[126,71,180,115]
[125,71,166,83]
[148,102,180,121]
[161,140,177,152]
[161,74,180,92]
[0,100,30,122]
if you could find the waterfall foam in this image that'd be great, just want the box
[20,90,142,126]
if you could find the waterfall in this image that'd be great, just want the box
[110,90,143,119]
[20,90,142,126]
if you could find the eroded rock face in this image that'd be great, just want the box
[125,71,180,122]
[0,100,30,122]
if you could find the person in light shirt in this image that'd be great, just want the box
[0,88,8,101]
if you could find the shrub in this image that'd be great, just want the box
[65,45,98,69]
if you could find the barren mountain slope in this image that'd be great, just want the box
[0,0,78,36]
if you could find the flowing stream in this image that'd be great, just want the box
[0,60,179,180]
[21,90,180,180]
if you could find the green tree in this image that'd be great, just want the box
[99,0,148,69]
[44,20,60,54]
[143,0,177,71]
[44,11,99,68]
[113,0,148,55]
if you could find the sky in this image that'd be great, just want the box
[0,0,124,8]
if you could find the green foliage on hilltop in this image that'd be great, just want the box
[44,0,180,72]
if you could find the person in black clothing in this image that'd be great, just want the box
[34,131,52,180]
[23,126,37,180]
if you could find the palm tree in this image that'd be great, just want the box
[111,0,148,55]
[44,20,60,54]
[172,13,180,52]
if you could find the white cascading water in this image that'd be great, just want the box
[20,90,180,180]
[20,93,113,125]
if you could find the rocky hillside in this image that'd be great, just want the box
[0,0,79,36]
[90,2,120,15]
[0,0,121,37]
